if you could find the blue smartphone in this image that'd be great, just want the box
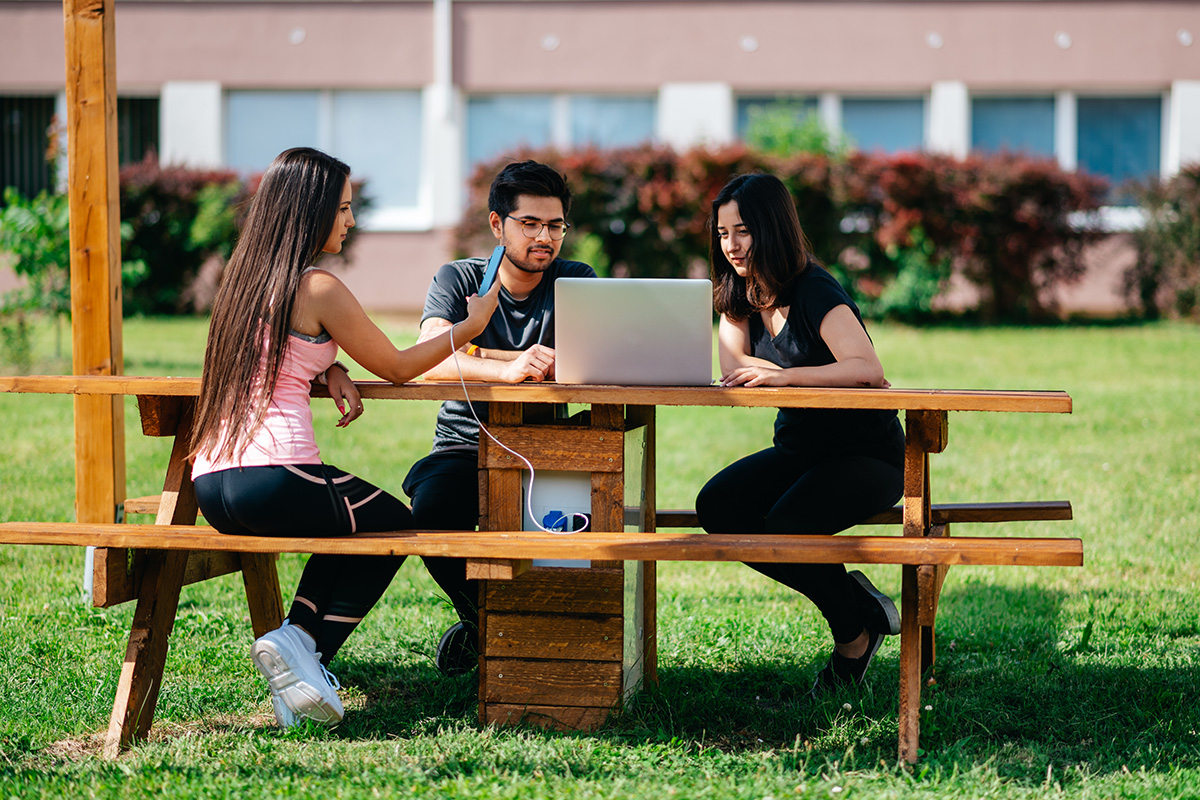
[479,245,505,294]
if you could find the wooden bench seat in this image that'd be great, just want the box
[0,520,1082,567]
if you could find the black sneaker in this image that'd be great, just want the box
[435,621,478,677]
[811,627,885,695]
[847,570,900,636]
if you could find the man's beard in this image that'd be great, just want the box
[505,244,557,274]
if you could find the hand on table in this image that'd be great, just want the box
[720,365,789,388]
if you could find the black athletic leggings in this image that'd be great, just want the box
[195,463,411,664]
[694,445,903,644]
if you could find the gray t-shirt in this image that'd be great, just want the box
[421,256,596,452]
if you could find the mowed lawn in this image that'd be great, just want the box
[0,316,1197,799]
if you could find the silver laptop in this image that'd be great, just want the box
[554,278,714,386]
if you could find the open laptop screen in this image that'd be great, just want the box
[554,278,714,386]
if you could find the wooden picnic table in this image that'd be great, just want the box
[0,374,1077,761]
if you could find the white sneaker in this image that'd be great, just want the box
[251,622,344,727]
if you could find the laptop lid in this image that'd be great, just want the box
[554,278,714,386]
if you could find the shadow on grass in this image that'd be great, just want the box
[84,579,1193,785]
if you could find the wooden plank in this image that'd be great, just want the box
[0,375,1074,415]
[466,558,532,580]
[136,396,183,437]
[64,0,125,549]
[652,500,1073,529]
[181,551,242,585]
[484,470,523,533]
[481,426,623,473]
[485,612,623,661]
[123,495,161,515]
[486,568,625,615]
[484,658,623,707]
[0,523,1085,567]
[483,703,612,731]
[132,499,1078,529]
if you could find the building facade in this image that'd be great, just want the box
[2,0,1199,311]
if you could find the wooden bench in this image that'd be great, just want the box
[1,374,1080,762]
[0,502,1079,760]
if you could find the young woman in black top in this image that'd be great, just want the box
[695,173,905,692]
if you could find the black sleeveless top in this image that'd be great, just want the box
[748,263,903,464]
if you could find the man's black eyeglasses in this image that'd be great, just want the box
[506,216,571,240]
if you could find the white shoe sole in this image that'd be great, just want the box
[252,639,344,727]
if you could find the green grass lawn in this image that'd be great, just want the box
[1,316,1198,799]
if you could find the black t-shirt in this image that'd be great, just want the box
[749,263,903,462]
[421,256,596,452]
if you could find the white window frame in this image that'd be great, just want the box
[224,88,431,232]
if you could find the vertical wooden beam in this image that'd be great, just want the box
[478,401,524,724]
[64,0,125,573]
[897,564,921,764]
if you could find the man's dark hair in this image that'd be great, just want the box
[488,160,572,218]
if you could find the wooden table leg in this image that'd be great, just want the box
[104,400,198,758]
[103,549,189,758]
[897,563,922,764]
[240,554,285,640]
[898,410,948,762]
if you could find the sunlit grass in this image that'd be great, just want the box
[1,316,1198,798]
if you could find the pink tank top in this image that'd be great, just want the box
[192,331,339,477]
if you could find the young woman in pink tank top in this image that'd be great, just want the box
[190,147,499,729]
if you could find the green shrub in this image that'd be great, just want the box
[0,186,143,367]
[744,104,850,160]
[1127,163,1200,319]
[453,146,1107,321]
[118,156,242,315]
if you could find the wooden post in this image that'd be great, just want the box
[63,0,125,588]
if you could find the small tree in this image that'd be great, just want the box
[0,187,146,370]
[744,104,850,160]
[1127,164,1200,319]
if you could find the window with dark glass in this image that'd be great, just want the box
[1077,96,1162,198]
[1,96,56,202]
[971,96,1055,157]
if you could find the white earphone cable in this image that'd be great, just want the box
[448,321,588,534]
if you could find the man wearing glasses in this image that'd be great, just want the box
[403,160,595,675]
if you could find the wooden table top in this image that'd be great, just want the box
[0,374,1071,413]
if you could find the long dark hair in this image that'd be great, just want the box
[191,147,350,462]
[710,173,817,321]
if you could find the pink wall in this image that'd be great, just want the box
[0,1,433,91]
[7,2,1197,93]
[336,229,455,313]
[456,1,1200,92]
